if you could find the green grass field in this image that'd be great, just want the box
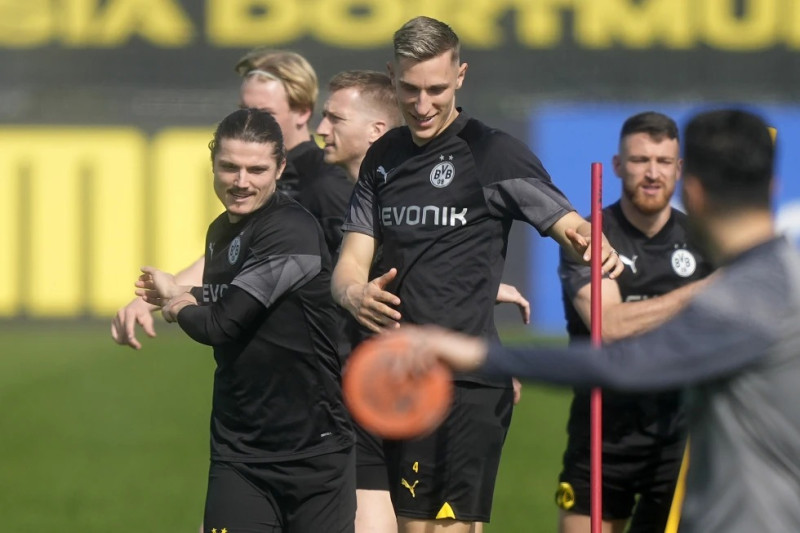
[0,321,570,532]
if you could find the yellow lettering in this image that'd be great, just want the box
[312,0,404,47]
[62,0,193,47]
[441,0,518,48]
[787,0,800,48]
[88,131,149,315]
[0,129,147,317]
[702,0,779,50]
[0,135,22,314]
[150,129,219,274]
[207,0,304,46]
[515,0,577,48]
[412,461,419,473]
[577,0,693,49]
[0,0,53,47]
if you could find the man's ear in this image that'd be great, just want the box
[455,62,467,90]
[275,159,287,181]
[294,106,313,129]
[612,154,622,179]
[370,120,388,143]
[387,61,395,84]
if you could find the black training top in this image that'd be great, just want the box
[280,140,353,260]
[559,202,713,439]
[178,192,353,462]
[343,110,574,384]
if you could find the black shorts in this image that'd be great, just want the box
[385,382,514,523]
[354,420,390,491]
[203,448,356,533]
[557,395,686,531]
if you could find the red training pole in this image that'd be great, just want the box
[590,162,604,533]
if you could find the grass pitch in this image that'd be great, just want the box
[0,321,570,532]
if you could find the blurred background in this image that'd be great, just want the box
[1,1,799,530]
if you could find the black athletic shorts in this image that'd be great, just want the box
[355,420,390,491]
[385,382,514,523]
[203,448,356,533]
[557,393,686,532]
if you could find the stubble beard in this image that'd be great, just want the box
[624,181,674,216]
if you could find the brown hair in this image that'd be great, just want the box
[393,16,460,63]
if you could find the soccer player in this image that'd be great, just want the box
[398,108,800,533]
[235,48,354,258]
[317,69,530,533]
[556,112,713,533]
[137,108,355,532]
[315,69,403,533]
[111,49,350,347]
[331,16,622,533]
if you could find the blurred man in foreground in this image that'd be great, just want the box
[395,109,800,533]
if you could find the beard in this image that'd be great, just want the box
[623,181,674,216]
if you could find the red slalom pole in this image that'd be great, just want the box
[590,162,603,533]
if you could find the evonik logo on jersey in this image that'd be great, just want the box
[381,205,468,227]
[201,283,229,303]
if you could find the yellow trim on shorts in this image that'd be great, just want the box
[436,502,456,519]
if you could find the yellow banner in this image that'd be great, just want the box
[0,126,219,317]
[1,0,797,50]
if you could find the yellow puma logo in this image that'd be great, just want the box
[401,478,419,498]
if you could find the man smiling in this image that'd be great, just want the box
[332,16,622,533]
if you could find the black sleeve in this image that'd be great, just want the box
[476,131,575,234]
[299,170,353,259]
[481,298,773,391]
[177,286,265,346]
[341,144,380,240]
[231,213,322,308]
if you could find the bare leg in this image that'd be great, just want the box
[559,510,627,533]
[398,517,475,533]
[356,489,398,533]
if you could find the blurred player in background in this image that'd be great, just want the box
[399,108,800,533]
[332,16,621,533]
[315,69,403,533]
[235,48,354,258]
[138,108,355,532]
[556,112,713,533]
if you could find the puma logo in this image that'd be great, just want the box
[377,165,395,183]
[401,478,419,498]
[618,253,638,274]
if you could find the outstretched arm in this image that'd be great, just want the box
[570,275,713,343]
[547,211,624,279]
[332,232,402,333]
[110,255,204,349]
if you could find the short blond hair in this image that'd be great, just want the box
[235,49,319,113]
[328,70,403,128]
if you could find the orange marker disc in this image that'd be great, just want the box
[343,333,453,440]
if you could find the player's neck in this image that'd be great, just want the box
[344,156,364,184]
[619,198,671,238]
[284,128,312,152]
[706,211,775,264]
